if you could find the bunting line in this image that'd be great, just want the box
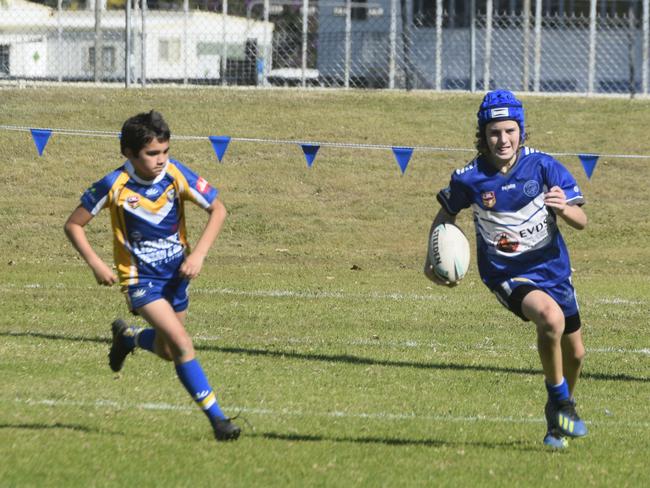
[3,124,650,160]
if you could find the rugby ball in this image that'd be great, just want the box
[429,223,471,283]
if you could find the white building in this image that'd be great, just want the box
[0,0,274,83]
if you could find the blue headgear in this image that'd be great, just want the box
[477,89,525,140]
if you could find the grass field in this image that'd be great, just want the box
[1,87,649,487]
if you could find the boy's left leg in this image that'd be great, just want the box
[522,290,588,443]
[137,298,241,441]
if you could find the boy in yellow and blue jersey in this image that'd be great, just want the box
[64,110,240,441]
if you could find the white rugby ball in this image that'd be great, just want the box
[429,223,471,283]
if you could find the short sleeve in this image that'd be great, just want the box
[436,172,473,215]
[80,171,120,215]
[543,157,585,206]
[172,159,219,209]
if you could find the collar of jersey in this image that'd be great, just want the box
[124,159,169,186]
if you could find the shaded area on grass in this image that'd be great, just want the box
[0,422,100,433]
[256,431,542,452]
[2,330,648,383]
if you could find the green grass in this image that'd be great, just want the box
[1,87,649,487]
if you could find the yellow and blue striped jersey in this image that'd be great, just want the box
[80,158,218,286]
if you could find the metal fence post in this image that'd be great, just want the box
[641,0,650,95]
[389,0,397,89]
[483,0,493,91]
[94,0,103,83]
[470,0,476,92]
[141,0,147,87]
[345,0,352,89]
[302,0,309,88]
[183,0,189,85]
[522,0,531,91]
[221,0,228,86]
[435,0,442,91]
[125,0,131,88]
[588,0,597,95]
[533,0,542,92]
[57,0,62,82]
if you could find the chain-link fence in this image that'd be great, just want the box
[1,0,649,95]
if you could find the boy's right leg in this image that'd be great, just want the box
[108,319,157,372]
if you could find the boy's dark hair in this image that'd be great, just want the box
[120,110,171,157]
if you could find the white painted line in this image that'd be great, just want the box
[9,397,650,429]
[1,283,646,306]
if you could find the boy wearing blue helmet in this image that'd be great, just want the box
[424,90,588,449]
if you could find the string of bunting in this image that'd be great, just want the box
[3,124,650,179]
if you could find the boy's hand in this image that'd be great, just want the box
[424,262,458,288]
[179,254,205,280]
[91,260,117,286]
[543,186,567,213]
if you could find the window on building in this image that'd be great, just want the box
[0,45,9,75]
[159,38,181,64]
[87,46,116,72]
[352,0,368,21]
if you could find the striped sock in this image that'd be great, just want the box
[175,359,226,421]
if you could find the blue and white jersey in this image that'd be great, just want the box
[437,148,584,289]
[80,158,218,286]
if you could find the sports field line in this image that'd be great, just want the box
[192,335,650,356]
[9,397,650,429]
[1,283,647,306]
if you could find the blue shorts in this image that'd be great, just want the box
[123,276,190,314]
[492,277,579,320]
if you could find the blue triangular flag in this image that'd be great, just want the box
[300,144,320,167]
[578,154,599,179]
[31,129,52,156]
[208,136,231,162]
[392,146,414,174]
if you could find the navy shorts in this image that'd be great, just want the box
[492,277,581,334]
[123,276,190,314]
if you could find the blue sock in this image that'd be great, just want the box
[545,378,570,404]
[175,359,226,422]
[135,329,156,352]
[121,326,156,353]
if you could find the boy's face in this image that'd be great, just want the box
[485,120,520,168]
[128,138,170,180]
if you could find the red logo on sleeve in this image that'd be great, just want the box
[196,177,211,194]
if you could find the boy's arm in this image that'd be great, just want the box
[64,206,118,286]
[424,207,458,286]
[179,198,227,280]
[544,186,588,230]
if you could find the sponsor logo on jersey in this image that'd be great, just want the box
[167,189,176,201]
[518,217,550,240]
[196,177,210,194]
[481,191,496,208]
[145,187,159,197]
[126,195,140,209]
[523,180,540,197]
[495,232,520,253]
[501,183,516,191]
